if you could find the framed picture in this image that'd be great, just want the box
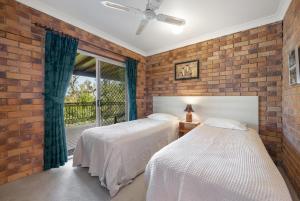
[288,47,300,85]
[175,60,199,80]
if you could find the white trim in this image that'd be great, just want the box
[17,0,291,56]
[16,0,146,56]
[96,59,101,126]
[275,0,292,20]
[145,0,293,56]
[145,14,281,56]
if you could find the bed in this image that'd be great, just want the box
[145,121,292,201]
[73,114,178,197]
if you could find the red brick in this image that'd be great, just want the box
[0,0,146,187]
[282,0,300,197]
[0,38,18,47]
[6,72,31,80]
[146,22,283,164]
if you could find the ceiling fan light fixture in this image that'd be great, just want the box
[172,25,184,35]
[102,1,129,12]
[101,0,186,35]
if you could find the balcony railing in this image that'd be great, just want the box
[64,101,126,125]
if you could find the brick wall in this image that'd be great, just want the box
[282,0,300,196]
[0,0,146,184]
[146,22,283,162]
[1,0,297,190]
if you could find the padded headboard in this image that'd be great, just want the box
[153,96,259,131]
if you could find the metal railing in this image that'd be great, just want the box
[64,101,126,125]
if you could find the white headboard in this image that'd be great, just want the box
[153,96,259,131]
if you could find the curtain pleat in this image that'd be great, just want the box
[44,31,78,170]
[125,58,138,121]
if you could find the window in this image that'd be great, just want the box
[99,61,127,125]
[64,50,127,155]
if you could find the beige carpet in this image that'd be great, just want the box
[0,160,146,201]
[0,160,298,201]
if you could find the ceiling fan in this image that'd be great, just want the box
[101,0,186,35]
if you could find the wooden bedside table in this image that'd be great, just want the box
[179,121,200,137]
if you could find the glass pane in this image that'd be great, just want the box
[64,53,97,155]
[65,75,96,125]
[100,61,126,126]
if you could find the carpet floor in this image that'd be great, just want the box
[0,160,146,201]
[0,161,298,201]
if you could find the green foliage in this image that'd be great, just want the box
[65,75,96,103]
[64,74,126,126]
[100,80,125,103]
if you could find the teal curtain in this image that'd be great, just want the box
[125,58,138,121]
[44,30,78,170]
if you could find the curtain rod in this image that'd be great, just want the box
[33,22,79,41]
[32,22,141,63]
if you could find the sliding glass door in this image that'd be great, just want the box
[90,51,127,126]
[64,50,127,155]
[64,53,97,155]
[99,61,127,126]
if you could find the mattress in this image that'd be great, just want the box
[145,124,292,201]
[73,118,178,196]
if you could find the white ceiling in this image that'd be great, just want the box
[18,0,291,56]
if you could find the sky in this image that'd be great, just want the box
[66,76,96,95]
[77,76,96,85]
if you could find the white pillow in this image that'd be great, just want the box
[147,113,179,121]
[203,117,247,130]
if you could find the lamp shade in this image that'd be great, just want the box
[184,104,194,112]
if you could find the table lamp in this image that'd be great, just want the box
[184,104,194,122]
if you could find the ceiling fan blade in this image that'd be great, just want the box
[156,14,186,26]
[146,0,164,11]
[102,1,143,15]
[136,19,149,35]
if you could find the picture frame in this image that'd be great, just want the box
[288,47,300,85]
[175,60,199,80]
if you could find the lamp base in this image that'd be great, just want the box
[186,112,192,122]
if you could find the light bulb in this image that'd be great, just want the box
[172,25,183,34]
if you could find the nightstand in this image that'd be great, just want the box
[179,121,201,137]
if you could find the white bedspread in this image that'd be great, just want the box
[73,118,178,196]
[145,124,292,201]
